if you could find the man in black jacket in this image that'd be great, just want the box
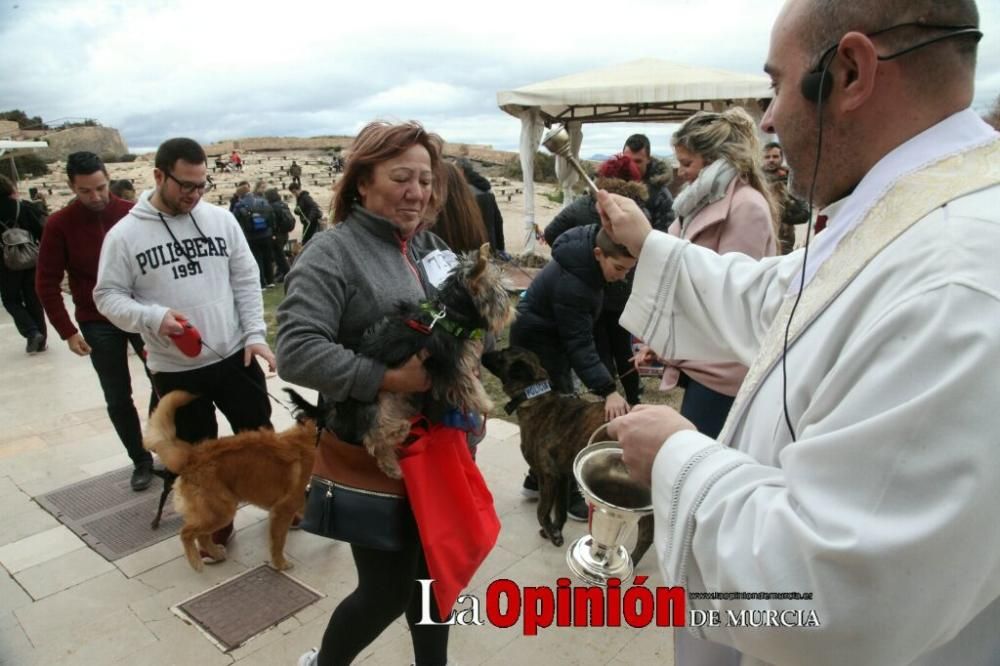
[622,134,675,232]
[289,182,322,244]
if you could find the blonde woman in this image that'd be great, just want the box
[639,107,777,437]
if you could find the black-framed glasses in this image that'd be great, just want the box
[164,170,208,194]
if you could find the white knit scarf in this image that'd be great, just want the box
[673,159,738,233]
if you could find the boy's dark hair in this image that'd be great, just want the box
[288,182,302,193]
[109,179,134,197]
[264,187,281,204]
[595,228,633,259]
[764,141,783,153]
[66,151,108,182]
[29,187,39,198]
[623,134,651,155]
[155,138,206,172]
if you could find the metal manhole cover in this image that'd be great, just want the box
[173,565,323,652]
[35,466,181,560]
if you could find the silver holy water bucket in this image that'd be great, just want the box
[541,125,600,197]
[567,424,653,586]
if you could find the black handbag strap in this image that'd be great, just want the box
[0,200,20,231]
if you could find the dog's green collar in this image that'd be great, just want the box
[413,302,485,341]
[504,380,552,414]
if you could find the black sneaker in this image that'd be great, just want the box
[130,463,153,491]
[26,333,45,354]
[568,484,589,522]
[521,472,540,499]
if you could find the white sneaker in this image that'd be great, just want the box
[297,648,318,666]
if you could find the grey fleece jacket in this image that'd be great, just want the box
[275,205,450,411]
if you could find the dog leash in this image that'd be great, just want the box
[195,337,297,417]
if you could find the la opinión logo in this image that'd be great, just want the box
[416,577,685,635]
[417,579,821,634]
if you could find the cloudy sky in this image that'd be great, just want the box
[3,0,999,158]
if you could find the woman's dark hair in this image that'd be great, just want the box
[264,188,281,204]
[155,137,207,172]
[433,162,488,253]
[0,174,15,198]
[332,120,444,223]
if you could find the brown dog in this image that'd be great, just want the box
[482,346,653,565]
[144,390,318,572]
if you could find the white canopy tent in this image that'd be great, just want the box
[0,139,50,183]
[497,58,772,250]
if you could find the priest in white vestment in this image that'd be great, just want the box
[601,1,1000,664]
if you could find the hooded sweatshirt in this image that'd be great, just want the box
[94,190,266,372]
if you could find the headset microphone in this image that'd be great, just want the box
[799,24,983,104]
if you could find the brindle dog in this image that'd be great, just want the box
[482,346,653,565]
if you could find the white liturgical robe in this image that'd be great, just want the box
[621,110,1000,665]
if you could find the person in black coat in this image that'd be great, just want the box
[289,182,322,244]
[511,224,635,420]
[458,158,506,255]
[510,223,636,518]
[543,155,651,405]
[0,175,47,353]
[622,133,676,231]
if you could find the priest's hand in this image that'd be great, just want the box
[596,190,653,258]
[608,405,696,487]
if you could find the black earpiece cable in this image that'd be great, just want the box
[780,56,829,442]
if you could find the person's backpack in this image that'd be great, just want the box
[1,202,39,271]
[274,202,296,234]
[235,195,272,236]
[249,197,272,234]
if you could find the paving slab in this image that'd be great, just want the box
[0,525,84,574]
[35,465,183,561]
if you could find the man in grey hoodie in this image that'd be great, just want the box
[95,137,275,556]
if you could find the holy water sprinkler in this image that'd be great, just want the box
[541,125,600,197]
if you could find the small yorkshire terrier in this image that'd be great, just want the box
[333,244,513,478]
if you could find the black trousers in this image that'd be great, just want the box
[80,321,156,466]
[318,540,449,666]
[0,266,46,340]
[594,308,641,404]
[247,236,274,287]
[272,234,291,278]
[678,373,735,439]
[150,350,272,443]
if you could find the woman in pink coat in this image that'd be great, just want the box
[638,107,777,437]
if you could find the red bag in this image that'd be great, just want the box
[399,419,500,616]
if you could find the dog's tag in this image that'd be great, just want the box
[422,250,459,288]
[524,381,551,399]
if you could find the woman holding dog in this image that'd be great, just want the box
[277,121,454,666]
[635,108,777,437]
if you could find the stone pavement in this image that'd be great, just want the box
[0,298,675,666]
